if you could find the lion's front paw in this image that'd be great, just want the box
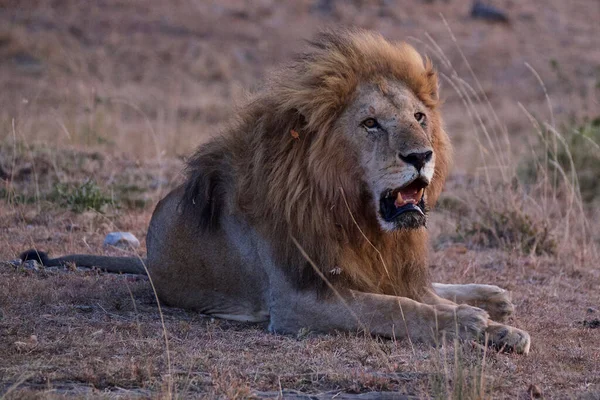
[437,304,489,341]
[485,322,531,355]
[476,286,514,322]
[455,304,489,340]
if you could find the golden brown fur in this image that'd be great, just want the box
[184,30,449,298]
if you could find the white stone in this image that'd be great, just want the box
[103,232,140,249]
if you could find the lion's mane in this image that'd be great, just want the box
[183,30,451,300]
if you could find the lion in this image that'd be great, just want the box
[21,30,530,354]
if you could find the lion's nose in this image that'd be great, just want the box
[399,150,433,171]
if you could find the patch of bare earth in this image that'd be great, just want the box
[1,0,599,398]
[2,198,599,398]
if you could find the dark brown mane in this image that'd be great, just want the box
[183,29,451,299]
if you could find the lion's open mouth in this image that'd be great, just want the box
[379,178,428,223]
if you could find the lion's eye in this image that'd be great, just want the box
[362,118,379,129]
[414,112,426,126]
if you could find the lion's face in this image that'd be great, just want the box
[340,79,438,231]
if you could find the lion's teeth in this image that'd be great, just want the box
[396,192,404,203]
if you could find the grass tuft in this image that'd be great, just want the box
[520,116,600,205]
[429,337,492,400]
[50,179,115,213]
[456,203,557,256]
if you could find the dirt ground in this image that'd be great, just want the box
[1,1,599,399]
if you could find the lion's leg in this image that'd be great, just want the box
[431,283,514,322]
[268,287,489,345]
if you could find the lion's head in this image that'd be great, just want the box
[338,78,439,231]
[265,29,451,233]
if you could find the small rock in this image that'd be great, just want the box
[104,232,140,249]
[583,319,600,329]
[527,384,542,398]
[471,1,509,23]
[587,307,597,314]
[75,305,93,313]
[22,260,41,271]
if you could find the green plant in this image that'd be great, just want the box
[558,117,600,203]
[520,116,600,205]
[51,179,115,212]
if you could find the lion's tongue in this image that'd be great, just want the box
[394,188,424,208]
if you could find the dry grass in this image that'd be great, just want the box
[1,0,600,398]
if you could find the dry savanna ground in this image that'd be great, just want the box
[1,1,599,399]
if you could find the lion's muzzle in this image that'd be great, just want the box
[379,177,428,227]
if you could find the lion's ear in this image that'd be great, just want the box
[431,76,440,103]
[425,64,439,103]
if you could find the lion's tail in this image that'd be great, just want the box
[19,249,147,275]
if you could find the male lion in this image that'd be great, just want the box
[22,30,530,354]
